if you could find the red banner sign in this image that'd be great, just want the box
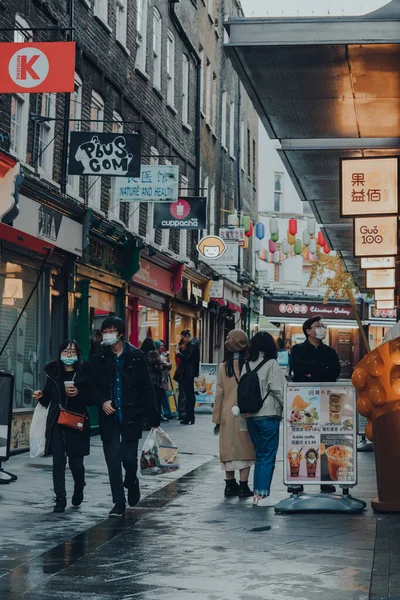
[264,300,355,320]
[0,42,75,93]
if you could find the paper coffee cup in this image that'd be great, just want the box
[64,381,75,391]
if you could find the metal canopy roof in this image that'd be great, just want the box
[225,1,400,292]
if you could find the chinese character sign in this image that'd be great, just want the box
[284,384,357,486]
[219,227,245,246]
[341,157,398,216]
[354,216,397,257]
[115,165,179,202]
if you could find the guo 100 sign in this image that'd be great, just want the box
[360,225,383,245]
[354,216,398,258]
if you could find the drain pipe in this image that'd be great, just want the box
[169,1,201,195]
[236,81,242,275]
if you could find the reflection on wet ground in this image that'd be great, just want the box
[1,417,400,599]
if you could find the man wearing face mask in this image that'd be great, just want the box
[290,316,341,494]
[91,317,160,517]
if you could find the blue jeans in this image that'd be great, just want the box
[161,390,172,419]
[246,417,280,497]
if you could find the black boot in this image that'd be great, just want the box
[238,481,253,498]
[127,478,141,507]
[224,479,239,497]
[72,484,85,507]
[53,496,67,513]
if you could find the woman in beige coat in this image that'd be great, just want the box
[213,330,255,498]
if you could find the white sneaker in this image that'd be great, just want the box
[256,496,278,507]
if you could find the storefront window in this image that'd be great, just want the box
[171,313,192,344]
[369,325,388,350]
[0,263,40,412]
[138,306,164,344]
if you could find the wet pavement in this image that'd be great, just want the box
[1,415,399,599]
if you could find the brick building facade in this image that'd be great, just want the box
[0,0,259,448]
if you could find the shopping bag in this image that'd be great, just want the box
[140,427,179,475]
[29,403,49,458]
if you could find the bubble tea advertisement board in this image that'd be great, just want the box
[284,383,357,486]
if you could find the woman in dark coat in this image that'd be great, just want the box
[140,338,163,415]
[33,339,92,513]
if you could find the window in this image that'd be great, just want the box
[274,172,283,212]
[182,54,190,125]
[221,91,227,148]
[94,0,108,23]
[205,59,211,124]
[68,74,82,195]
[10,15,32,161]
[116,0,127,46]
[212,73,217,132]
[167,31,175,107]
[229,102,235,157]
[238,122,244,172]
[136,0,148,72]
[247,128,251,177]
[252,139,256,186]
[109,112,124,223]
[88,91,104,210]
[37,94,56,176]
[152,8,162,90]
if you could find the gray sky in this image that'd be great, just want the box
[240,0,390,16]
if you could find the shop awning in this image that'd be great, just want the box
[258,317,280,335]
[225,1,400,292]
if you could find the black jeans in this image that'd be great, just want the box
[103,421,139,504]
[182,377,196,422]
[51,424,85,498]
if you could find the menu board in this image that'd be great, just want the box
[284,383,357,486]
[194,364,218,404]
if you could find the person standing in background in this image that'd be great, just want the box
[141,338,165,420]
[213,330,255,498]
[177,330,200,425]
[243,332,286,507]
[174,337,187,420]
[291,316,341,494]
[157,340,173,420]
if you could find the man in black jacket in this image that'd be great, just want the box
[177,330,200,425]
[291,315,341,495]
[91,317,160,517]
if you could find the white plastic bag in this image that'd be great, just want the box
[140,427,179,475]
[29,403,49,458]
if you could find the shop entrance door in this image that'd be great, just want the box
[337,331,352,379]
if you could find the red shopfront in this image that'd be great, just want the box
[128,258,182,347]
[264,299,361,379]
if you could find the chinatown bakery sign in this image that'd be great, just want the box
[264,301,355,319]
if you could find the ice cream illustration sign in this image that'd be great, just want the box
[284,384,357,486]
[197,235,227,260]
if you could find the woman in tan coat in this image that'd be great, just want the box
[213,330,255,498]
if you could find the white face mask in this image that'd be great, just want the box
[101,333,120,346]
[315,327,327,341]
